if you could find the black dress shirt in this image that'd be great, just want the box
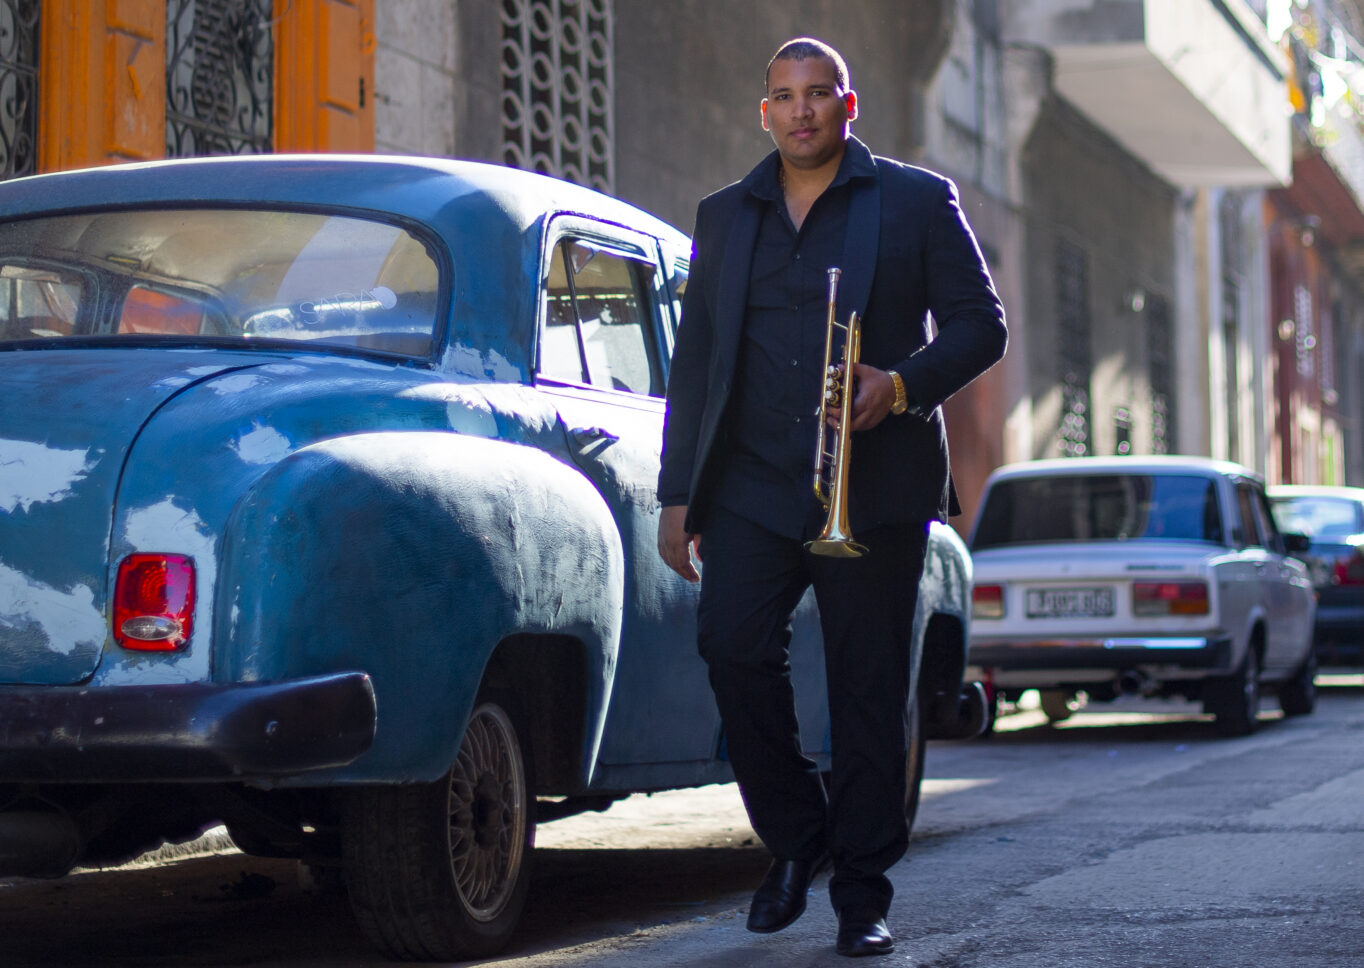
[713,147,875,539]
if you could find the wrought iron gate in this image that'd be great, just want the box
[165,0,273,157]
[0,0,38,180]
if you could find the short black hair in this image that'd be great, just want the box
[765,38,851,92]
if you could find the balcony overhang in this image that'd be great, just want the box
[1276,149,1364,278]
[1006,0,1292,187]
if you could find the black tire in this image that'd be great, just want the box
[342,694,535,961]
[1210,646,1261,736]
[1039,688,1083,724]
[1279,649,1318,717]
[905,691,927,831]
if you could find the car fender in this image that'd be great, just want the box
[918,522,978,735]
[213,430,624,783]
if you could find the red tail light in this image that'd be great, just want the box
[973,584,1005,619]
[113,554,195,651]
[1336,549,1364,587]
[1133,581,1209,616]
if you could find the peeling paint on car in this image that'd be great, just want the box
[0,560,104,658]
[206,373,263,396]
[232,422,293,465]
[0,440,95,513]
[443,342,525,382]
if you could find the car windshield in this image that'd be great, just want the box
[0,209,441,357]
[1270,495,1364,540]
[972,473,1225,550]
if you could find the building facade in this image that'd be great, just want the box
[6,0,1364,511]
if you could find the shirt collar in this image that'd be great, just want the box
[744,136,877,201]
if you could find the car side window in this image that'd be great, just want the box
[120,285,228,336]
[1250,488,1286,555]
[1235,483,1265,549]
[540,235,664,397]
[0,263,83,339]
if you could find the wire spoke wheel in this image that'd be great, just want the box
[448,702,527,921]
[342,692,535,961]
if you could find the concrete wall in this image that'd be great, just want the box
[1021,97,1179,460]
[373,0,459,156]
[611,0,945,232]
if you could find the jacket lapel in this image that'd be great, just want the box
[714,193,761,376]
[838,165,880,321]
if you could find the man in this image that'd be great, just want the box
[657,38,1006,957]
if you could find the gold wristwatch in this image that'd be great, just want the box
[887,370,909,415]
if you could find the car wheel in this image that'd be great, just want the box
[342,693,535,961]
[1038,689,1084,724]
[1210,646,1261,736]
[905,691,927,831]
[1279,649,1318,717]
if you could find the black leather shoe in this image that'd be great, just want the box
[836,909,895,957]
[746,854,829,933]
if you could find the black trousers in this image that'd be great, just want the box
[697,504,928,916]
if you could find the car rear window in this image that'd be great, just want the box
[971,474,1225,550]
[0,209,441,357]
[1270,495,1364,540]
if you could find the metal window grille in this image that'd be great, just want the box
[0,0,39,180]
[1294,283,1315,378]
[1220,275,1240,458]
[165,0,273,157]
[1055,239,1091,457]
[500,0,614,194]
[1218,193,1243,460]
[1147,293,1174,455]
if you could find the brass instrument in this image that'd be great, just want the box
[808,267,867,558]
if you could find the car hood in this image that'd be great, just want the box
[0,349,272,684]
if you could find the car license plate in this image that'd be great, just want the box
[1026,587,1115,619]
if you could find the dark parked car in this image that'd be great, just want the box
[1269,485,1364,664]
[0,155,981,961]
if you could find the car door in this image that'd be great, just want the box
[1224,479,1273,667]
[534,217,720,776]
[1247,484,1313,673]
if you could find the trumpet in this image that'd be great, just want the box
[808,267,867,558]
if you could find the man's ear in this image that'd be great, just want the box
[760,98,770,131]
[844,90,858,122]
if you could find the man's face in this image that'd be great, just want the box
[761,55,857,171]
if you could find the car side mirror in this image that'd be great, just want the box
[1284,532,1311,554]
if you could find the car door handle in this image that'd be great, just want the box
[571,426,619,447]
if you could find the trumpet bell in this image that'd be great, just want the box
[806,535,867,558]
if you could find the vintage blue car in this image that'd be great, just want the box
[0,155,981,960]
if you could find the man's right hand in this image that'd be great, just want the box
[657,504,701,583]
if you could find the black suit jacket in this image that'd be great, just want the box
[659,138,1007,535]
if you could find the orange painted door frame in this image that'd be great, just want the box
[274,0,376,153]
[38,0,166,172]
[37,0,374,174]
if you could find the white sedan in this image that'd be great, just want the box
[965,457,1317,735]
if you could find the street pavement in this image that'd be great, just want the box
[3,677,1362,967]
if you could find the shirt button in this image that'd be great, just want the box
[790,359,799,367]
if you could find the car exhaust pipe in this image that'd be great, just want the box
[924,682,993,740]
[1118,671,1149,697]
[0,811,81,878]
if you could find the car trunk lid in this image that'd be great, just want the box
[0,349,261,685]
[972,542,1213,630]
